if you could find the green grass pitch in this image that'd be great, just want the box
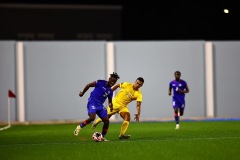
[0,121,240,160]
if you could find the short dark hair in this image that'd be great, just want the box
[110,72,120,79]
[175,71,181,75]
[137,77,144,83]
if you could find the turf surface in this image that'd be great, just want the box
[0,121,240,160]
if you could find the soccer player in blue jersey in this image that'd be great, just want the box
[168,71,189,129]
[74,72,120,141]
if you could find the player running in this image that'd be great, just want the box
[168,71,189,129]
[74,72,120,141]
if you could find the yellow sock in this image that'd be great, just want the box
[120,121,129,135]
[94,118,102,126]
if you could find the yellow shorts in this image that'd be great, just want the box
[107,105,129,115]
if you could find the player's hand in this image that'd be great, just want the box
[110,107,113,112]
[178,90,184,94]
[168,92,171,96]
[134,114,140,122]
[131,96,137,100]
[109,103,113,112]
[79,91,84,97]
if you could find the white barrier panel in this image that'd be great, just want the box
[16,42,25,122]
[205,42,215,117]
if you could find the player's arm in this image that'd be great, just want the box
[185,85,189,93]
[134,101,141,122]
[179,85,189,94]
[108,97,113,112]
[79,81,96,97]
[168,86,172,96]
[111,83,120,91]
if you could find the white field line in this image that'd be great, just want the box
[0,136,240,147]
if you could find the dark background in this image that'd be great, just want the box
[0,0,240,40]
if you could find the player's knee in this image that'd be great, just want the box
[89,117,95,122]
[122,116,130,122]
[102,119,109,125]
[180,111,184,116]
[125,115,130,121]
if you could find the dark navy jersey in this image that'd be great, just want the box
[88,80,113,105]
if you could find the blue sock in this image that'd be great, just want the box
[80,120,88,128]
[102,128,108,137]
[174,113,179,124]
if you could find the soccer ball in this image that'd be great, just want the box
[92,132,103,142]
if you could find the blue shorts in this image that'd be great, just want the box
[172,99,185,110]
[87,101,108,119]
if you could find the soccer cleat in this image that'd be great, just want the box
[175,124,180,129]
[74,125,81,136]
[91,123,96,129]
[101,137,109,142]
[119,134,131,139]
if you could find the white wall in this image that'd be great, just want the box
[1,40,240,122]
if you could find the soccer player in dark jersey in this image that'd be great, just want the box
[168,71,189,129]
[74,72,120,141]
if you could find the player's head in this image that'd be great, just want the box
[174,71,181,80]
[137,77,144,83]
[110,72,120,79]
[108,72,120,87]
[134,77,144,90]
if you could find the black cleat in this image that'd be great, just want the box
[119,134,131,139]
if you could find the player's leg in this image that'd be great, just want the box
[101,116,110,142]
[91,117,103,129]
[180,109,184,116]
[119,111,131,139]
[74,102,96,136]
[92,106,118,129]
[174,107,179,124]
[180,102,185,116]
[82,113,96,127]
[74,113,96,136]
[176,103,185,129]
[174,108,180,129]
[173,100,180,129]
[98,108,110,142]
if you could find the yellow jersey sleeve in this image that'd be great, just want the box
[136,90,142,102]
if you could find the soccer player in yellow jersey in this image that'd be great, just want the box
[92,77,144,139]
